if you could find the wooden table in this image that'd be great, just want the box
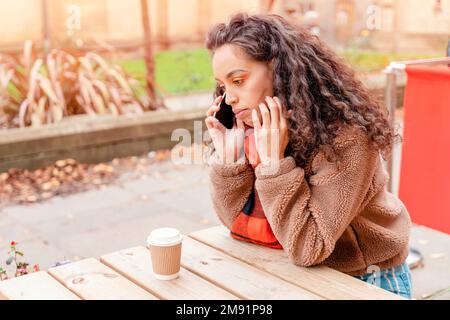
[0,226,404,300]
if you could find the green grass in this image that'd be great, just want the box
[340,50,440,73]
[118,48,215,96]
[118,48,441,96]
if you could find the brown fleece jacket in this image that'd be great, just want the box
[208,124,411,276]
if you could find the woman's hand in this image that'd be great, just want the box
[251,96,290,166]
[205,96,245,164]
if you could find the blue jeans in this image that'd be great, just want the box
[353,262,413,299]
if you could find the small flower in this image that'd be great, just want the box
[1,241,39,280]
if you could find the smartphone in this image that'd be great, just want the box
[214,93,235,129]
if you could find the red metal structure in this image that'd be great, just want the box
[385,58,450,234]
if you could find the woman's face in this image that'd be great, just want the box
[212,44,274,127]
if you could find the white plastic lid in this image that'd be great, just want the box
[147,227,183,247]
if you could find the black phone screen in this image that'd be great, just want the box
[214,94,235,129]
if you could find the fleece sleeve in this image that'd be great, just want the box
[209,157,255,229]
[254,128,379,267]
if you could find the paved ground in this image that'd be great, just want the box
[0,100,448,299]
[409,226,450,299]
[0,160,219,269]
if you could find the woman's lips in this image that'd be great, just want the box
[235,109,248,119]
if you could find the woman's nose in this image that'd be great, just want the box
[225,94,237,106]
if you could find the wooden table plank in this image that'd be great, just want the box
[0,271,80,300]
[48,257,157,300]
[182,237,322,300]
[100,246,238,300]
[190,226,405,300]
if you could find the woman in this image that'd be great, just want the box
[204,13,412,299]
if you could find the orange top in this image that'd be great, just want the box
[229,129,283,249]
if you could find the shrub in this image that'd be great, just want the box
[0,41,164,129]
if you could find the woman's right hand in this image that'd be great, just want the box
[205,95,245,164]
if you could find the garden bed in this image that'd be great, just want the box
[0,108,206,172]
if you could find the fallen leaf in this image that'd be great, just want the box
[430,253,446,259]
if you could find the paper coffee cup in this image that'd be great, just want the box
[147,228,183,280]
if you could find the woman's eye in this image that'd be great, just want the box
[217,79,243,90]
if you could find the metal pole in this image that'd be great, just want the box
[384,68,397,193]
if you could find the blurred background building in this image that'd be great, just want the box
[0,0,448,55]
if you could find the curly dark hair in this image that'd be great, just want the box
[205,12,399,167]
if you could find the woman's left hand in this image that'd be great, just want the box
[252,96,290,166]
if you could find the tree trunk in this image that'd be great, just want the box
[260,0,275,13]
[140,0,157,108]
[42,0,51,55]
